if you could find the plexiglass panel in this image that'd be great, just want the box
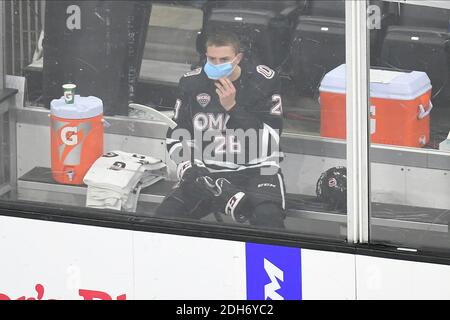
[368,1,450,252]
[0,0,350,241]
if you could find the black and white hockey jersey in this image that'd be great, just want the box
[166,61,284,173]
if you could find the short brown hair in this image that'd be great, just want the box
[205,30,241,54]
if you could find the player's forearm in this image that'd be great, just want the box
[166,123,196,166]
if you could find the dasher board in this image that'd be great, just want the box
[16,167,450,234]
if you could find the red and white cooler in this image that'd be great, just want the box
[50,95,104,185]
[319,64,433,147]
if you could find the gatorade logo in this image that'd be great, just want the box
[64,92,74,103]
[61,126,78,146]
[52,120,92,165]
[419,135,427,146]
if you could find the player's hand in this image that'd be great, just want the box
[177,161,209,183]
[215,78,237,111]
[177,163,214,201]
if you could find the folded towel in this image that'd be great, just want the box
[84,151,166,212]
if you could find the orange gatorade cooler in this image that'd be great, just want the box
[50,95,104,185]
[319,64,432,147]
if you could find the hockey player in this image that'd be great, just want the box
[155,30,286,228]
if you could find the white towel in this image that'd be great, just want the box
[86,187,123,211]
[84,151,167,212]
[84,150,165,193]
[123,175,164,212]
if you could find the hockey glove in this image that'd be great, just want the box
[177,161,214,202]
[196,177,251,223]
[177,160,209,184]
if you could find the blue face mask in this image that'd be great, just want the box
[204,57,237,80]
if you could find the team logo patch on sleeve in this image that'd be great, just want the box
[196,93,211,108]
[184,67,202,77]
[256,65,275,79]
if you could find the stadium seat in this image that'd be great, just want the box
[288,0,397,96]
[380,3,450,102]
[43,1,151,116]
[307,0,346,17]
[199,1,307,70]
[139,3,204,87]
[398,3,450,29]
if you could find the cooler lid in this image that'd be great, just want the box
[50,95,103,119]
[319,64,432,100]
